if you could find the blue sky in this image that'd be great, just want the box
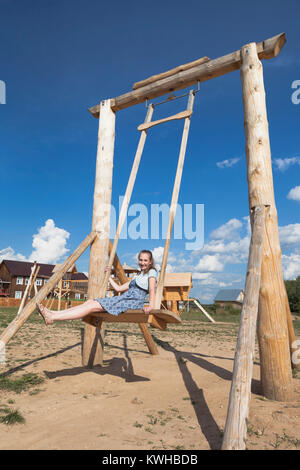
[1,0,299,302]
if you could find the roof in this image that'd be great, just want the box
[2,260,55,278]
[1,260,86,280]
[214,289,244,302]
[163,273,192,287]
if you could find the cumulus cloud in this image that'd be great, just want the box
[282,252,300,280]
[195,254,224,272]
[216,157,240,169]
[279,223,300,247]
[210,218,243,240]
[273,157,300,171]
[29,219,70,264]
[287,186,300,203]
[0,247,27,263]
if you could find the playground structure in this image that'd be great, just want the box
[161,272,193,314]
[0,32,299,450]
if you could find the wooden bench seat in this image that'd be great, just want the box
[83,309,181,331]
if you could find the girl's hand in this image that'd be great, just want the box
[143,305,153,315]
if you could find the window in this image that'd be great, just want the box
[84,294,88,300]
[63,281,70,288]
[16,277,23,285]
[75,293,81,300]
[36,279,42,286]
[15,291,22,299]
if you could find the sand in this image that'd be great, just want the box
[0,319,299,451]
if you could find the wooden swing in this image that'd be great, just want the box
[1,33,299,451]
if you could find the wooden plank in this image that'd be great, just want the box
[222,205,266,450]
[84,309,181,324]
[190,298,216,323]
[0,231,97,347]
[240,42,294,402]
[137,110,192,131]
[155,91,195,309]
[133,56,210,90]
[149,316,167,331]
[17,262,37,315]
[163,272,192,287]
[88,33,286,116]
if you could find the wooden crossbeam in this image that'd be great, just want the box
[88,33,286,116]
[133,56,210,90]
[137,110,192,132]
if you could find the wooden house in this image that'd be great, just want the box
[0,260,88,301]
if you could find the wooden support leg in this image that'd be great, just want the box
[222,205,265,450]
[240,42,294,401]
[82,99,116,368]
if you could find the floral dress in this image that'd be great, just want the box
[95,279,148,316]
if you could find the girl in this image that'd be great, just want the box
[37,250,157,325]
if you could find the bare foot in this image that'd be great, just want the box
[37,304,53,325]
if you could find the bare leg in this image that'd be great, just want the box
[37,300,104,324]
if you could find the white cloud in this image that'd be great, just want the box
[279,223,300,246]
[29,219,70,264]
[210,218,242,240]
[273,157,300,171]
[282,252,300,280]
[216,157,240,169]
[287,186,300,203]
[0,247,27,263]
[195,254,224,272]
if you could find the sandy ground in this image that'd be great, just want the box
[0,318,300,451]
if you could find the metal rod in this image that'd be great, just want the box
[150,86,200,108]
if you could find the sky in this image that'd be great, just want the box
[0,0,299,303]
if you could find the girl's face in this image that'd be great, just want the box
[138,253,151,272]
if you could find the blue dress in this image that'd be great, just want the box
[95,279,148,316]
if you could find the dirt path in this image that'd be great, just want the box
[0,320,300,450]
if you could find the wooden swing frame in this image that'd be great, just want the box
[1,32,298,451]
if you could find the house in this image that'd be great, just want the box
[214,289,244,309]
[0,260,88,301]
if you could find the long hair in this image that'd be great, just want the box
[138,250,156,274]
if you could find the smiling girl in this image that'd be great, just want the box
[37,250,157,325]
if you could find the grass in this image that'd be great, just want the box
[0,406,25,425]
[0,372,44,394]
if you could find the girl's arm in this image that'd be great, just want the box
[143,277,156,314]
[109,276,130,293]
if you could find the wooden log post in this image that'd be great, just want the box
[222,205,266,450]
[240,42,294,401]
[82,99,116,368]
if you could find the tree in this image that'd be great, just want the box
[285,276,300,314]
